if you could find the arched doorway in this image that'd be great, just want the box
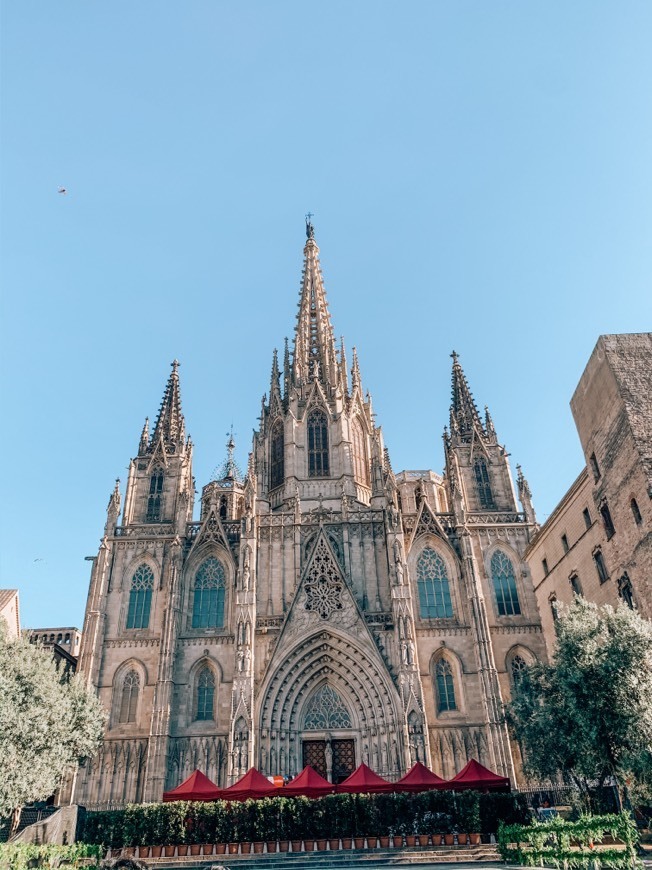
[301,684,355,783]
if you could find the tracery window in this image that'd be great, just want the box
[126,564,154,629]
[192,558,226,629]
[196,666,216,720]
[416,548,453,619]
[119,670,140,723]
[435,659,457,712]
[491,551,521,616]
[308,408,329,477]
[304,538,343,619]
[303,684,352,730]
[270,420,285,489]
[351,417,369,486]
[510,654,528,684]
[474,458,494,509]
[146,468,164,522]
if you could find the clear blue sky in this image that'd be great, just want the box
[1,2,651,629]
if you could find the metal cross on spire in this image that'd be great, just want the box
[305,212,315,240]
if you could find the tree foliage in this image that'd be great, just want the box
[0,621,106,823]
[507,598,652,803]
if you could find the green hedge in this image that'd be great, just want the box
[0,842,103,870]
[498,812,641,869]
[80,790,529,847]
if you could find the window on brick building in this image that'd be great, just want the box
[561,534,569,553]
[583,508,592,530]
[549,593,558,622]
[589,452,601,482]
[542,558,549,576]
[569,573,583,596]
[600,501,615,539]
[631,498,642,526]
[593,548,609,584]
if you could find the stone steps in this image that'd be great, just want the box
[137,844,501,869]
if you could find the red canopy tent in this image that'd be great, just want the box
[337,763,393,794]
[162,769,222,802]
[283,766,336,798]
[221,767,280,801]
[395,762,447,793]
[447,759,510,792]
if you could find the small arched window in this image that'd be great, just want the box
[307,408,329,477]
[435,659,457,712]
[119,670,140,723]
[147,468,164,522]
[491,551,521,616]
[416,548,454,618]
[351,417,369,486]
[510,654,528,685]
[219,495,228,521]
[192,558,226,629]
[126,564,154,629]
[196,666,216,720]
[270,420,285,489]
[474,458,494,509]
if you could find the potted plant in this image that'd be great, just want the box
[241,841,252,854]
[291,839,302,852]
[164,845,176,857]
[150,846,162,858]
[266,840,277,853]
[215,842,227,854]
[177,844,189,856]
[137,846,149,858]
[253,841,264,853]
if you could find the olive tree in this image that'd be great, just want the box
[0,621,105,834]
[507,597,652,809]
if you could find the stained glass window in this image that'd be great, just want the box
[474,459,494,509]
[417,548,453,618]
[146,468,164,522]
[435,659,456,712]
[126,564,154,629]
[270,420,285,489]
[304,684,352,730]
[491,551,521,616]
[192,558,225,629]
[119,670,140,723]
[308,409,329,477]
[196,666,215,720]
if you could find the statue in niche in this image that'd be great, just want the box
[362,743,369,765]
[244,648,251,673]
[381,741,388,771]
[392,738,400,770]
[237,650,244,672]
[372,744,379,771]
[260,746,268,771]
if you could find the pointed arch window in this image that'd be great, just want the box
[118,670,140,723]
[308,408,329,477]
[510,654,528,685]
[126,564,154,629]
[474,458,494,509]
[192,557,226,629]
[196,666,216,720]
[491,551,521,616]
[146,468,164,522]
[416,548,453,618]
[435,659,457,712]
[351,417,369,486]
[270,420,285,489]
[303,685,352,730]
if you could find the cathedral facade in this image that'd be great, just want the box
[72,224,546,808]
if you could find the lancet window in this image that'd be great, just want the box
[491,550,521,616]
[126,564,154,629]
[351,417,369,486]
[119,670,140,723]
[196,666,216,720]
[270,420,285,489]
[146,468,164,522]
[416,548,453,619]
[303,685,352,730]
[192,558,226,629]
[474,458,494,509]
[435,659,457,712]
[510,654,528,684]
[308,408,329,477]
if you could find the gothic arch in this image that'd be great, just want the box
[184,656,222,727]
[120,561,158,632]
[119,552,161,593]
[182,546,233,632]
[430,648,465,717]
[306,406,330,478]
[408,537,462,622]
[269,418,285,490]
[257,628,402,776]
[110,658,148,729]
[482,542,528,620]
[505,644,536,688]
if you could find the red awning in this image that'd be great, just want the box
[395,762,447,793]
[162,769,222,802]
[283,766,336,798]
[448,759,510,792]
[221,767,280,801]
[336,763,393,794]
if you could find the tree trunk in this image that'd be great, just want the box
[9,806,21,839]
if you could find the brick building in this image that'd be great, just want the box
[526,333,651,655]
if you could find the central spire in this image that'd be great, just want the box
[291,219,338,390]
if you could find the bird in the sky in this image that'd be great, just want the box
[58,187,67,194]
[33,558,44,562]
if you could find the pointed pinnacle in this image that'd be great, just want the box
[450,351,483,436]
[151,361,185,448]
[351,346,362,392]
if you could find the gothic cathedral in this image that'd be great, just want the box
[72,223,546,808]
